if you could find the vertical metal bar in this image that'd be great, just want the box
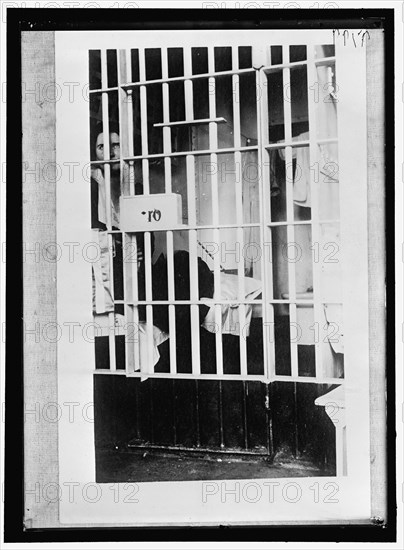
[265,383,270,455]
[195,380,201,447]
[118,50,140,375]
[131,234,141,373]
[101,50,112,229]
[208,46,223,376]
[123,233,140,373]
[318,383,327,468]
[122,232,133,373]
[115,51,125,349]
[166,233,177,374]
[218,381,225,448]
[269,383,274,455]
[183,48,194,123]
[172,378,177,446]
[125,49,135,196]
[117,49,128,196]
[161,47,177,375]
[118,51,130,373]
[293,381,299,458]
[161,46,172,190]
[101,48,116,371]
[266,382,274,456]
[306,45,324,380]
[257,59,273,381]
[138,47,150,194]
[135,379,141,439]
[282,45,298,379]
[232,47,248,378]
[150,378,154,444]
[243,381,248,449]
[266,44,272,68]
[184,48,201,376]
[187,158,201,376]
[138,47,154,373]
[185,158,196,238]
[144,233,154,374]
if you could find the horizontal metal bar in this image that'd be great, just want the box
[88,86,119,94]
[88,58,335,95]
[93,369,344,385]
[94,369,127,375]
[94,370,269,382]
[107,220,339,233]
[188,222,260,230]
[125,299,263,305]
[269,299,341,305]
[120,145,258,161]
[265,137,338,150]
[118,223,261,234]
[272,375,344,385]
[263,60,307,73]
[270,299,313,304]
[126,442,268,457]
[119,67,255,89]
[262,56,335,74]
[265,140,310,150]
[104,223,261,233]
[267,219,340,227]
[90,159,120,166]
[154,117,226,128]
[118,298,343,306]
[107,298,342,307]
[315,56,336,66]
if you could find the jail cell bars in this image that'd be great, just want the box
[89,43,344,385]
[261,43,343,384]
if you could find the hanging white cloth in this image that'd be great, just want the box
[92,229,115,314]
[91,166,121,229]
[278,131,311,207]
[201,273,262,336]
[93,314,169,381]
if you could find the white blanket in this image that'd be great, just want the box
[201,273,262,337]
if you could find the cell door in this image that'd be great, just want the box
[87,34,368,470]
[90,40,346,381]
[90,44,270,383]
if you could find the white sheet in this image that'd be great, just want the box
[134,322,170,380]
[93,313,169,379]
[95,274,263,379]
[201,273,262,336]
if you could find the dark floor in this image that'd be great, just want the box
[96,448,333,483]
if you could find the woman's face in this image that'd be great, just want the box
[95,132,120,170]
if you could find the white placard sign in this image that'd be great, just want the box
[120,193,183,231]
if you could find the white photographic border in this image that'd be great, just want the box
[56,26,371,527]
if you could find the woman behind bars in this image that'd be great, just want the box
[91,123,149,313]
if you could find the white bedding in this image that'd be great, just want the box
[92,313,169,377]
[94,274,263,377]
[201,273,262,336]
[95,277,343,382]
